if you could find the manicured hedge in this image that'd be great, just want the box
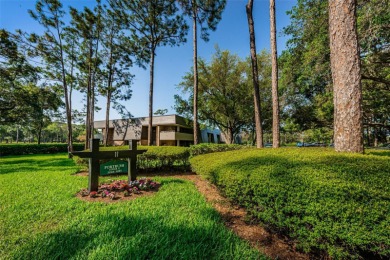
[0,143,84,156]
[73,143,246,172]
[190,148,390,259]
[189,143,246,156]
[73,145,190,172]
[137,146,190,170]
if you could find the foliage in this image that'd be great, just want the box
[136,146,190,171]
[73,145,191,172]
[27,0,76,151]
[280,0,389,144]
[189,143,246,156]
[178,0,226,42]
[190,148,390,259]
[154,108,168,116]
[0,29,53,127]
[0,143,84,156]
[0,154,264,259]
[111,0,188,146]
[176,48,273,144]
[73,144,249,171]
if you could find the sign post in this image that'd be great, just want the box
[70,139,146,192]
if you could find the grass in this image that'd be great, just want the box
[190,148,390,259]
[0,154,264,259]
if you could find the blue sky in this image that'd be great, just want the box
[0,0,297,121]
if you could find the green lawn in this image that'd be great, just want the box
[191,148,390,259]
[0,154,264,259]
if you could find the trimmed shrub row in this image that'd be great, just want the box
[190,148,390,259]
[0,143,84,156]
[72,143,246,172]
[73,145,191,172]
[137,146,190,171]
[189,143,246,156]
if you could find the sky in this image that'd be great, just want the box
[0,0,297,121]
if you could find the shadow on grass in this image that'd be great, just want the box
[159,178,186,185]
[0,157,77,175]
[11,209,261,259]
[366,149,390,157]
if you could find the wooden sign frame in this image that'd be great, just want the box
[70,139,146,192]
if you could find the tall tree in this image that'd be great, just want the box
[99,6,134,146]
[27,0,74,153]
[270,0,280,148]
[246,0,263,148]
[25,84,63,144]
[70,4,103,149]
[111,0,188,146]
[175,49,255,144]
[281,0,389,145]
[178,0,226,145]
[0,30,39,124]
[329,0,363,152]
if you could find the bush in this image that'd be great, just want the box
[73,145,190,172]
[190,148,390,259]
[0,143,84,156]
[73,143,246,172]
[189,143,246,156]
[137,146,190,171]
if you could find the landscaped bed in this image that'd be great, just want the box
[0,153,264,259]
[191,148,390,259]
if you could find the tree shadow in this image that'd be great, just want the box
[0,157,77,175]
[11,206,260,259]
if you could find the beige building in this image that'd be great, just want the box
[94,114,221,146]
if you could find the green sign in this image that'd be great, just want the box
[100,160,128,176]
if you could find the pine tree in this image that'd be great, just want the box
[246,0,263,148]
[178,0,226,144]
[329,0,363,153]
[270,0,280,148]
[69,4,103,149]
[28,0,74,153]
[111,0,188,146]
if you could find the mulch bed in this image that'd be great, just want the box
[76,189,159,203]
[74,171,160,203]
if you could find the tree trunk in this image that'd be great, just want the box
[224,128,234,144]
[374,127,378,147]
[57,26,73,155]
[103,86,112,147]
[104,32,115,147]
[85,73,91,150]
[270,0,280,148]
[365,126,370,146]
[104,89,112,147]
[90,29,101,146]
[90,76,95,143]
[16,126,19,143]
[68,42,75,153]
[246,0,263,148]
[148,49,155,146]
[192,4,200,145]
[85,43,94,150]
[37,121,43,145]
[328,0,363,153]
